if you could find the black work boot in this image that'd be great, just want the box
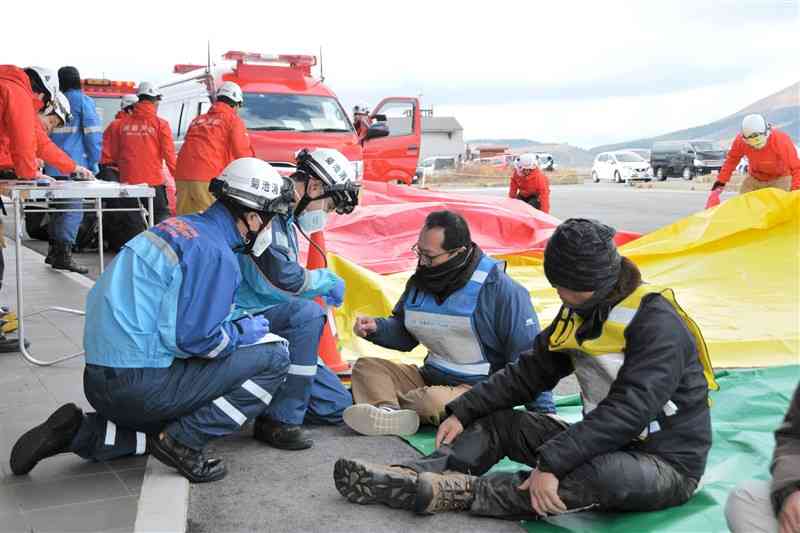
[147,432,227,483]
[333,458,419,509]
[253,416,313,450]
[45,240,55,265]
[50,241,88,274]
[10,403,83,475]
[414,471,477,514]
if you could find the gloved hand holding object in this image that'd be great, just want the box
[235,314,270,345]
[324,276,345,307]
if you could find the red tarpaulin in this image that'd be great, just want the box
[298,181,639,275]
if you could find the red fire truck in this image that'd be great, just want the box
[159,51,421,184]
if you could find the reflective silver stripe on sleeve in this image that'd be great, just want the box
[206,329,230,358]
[83,126,103,134]
[289,364,317,377]
[52,126,78,134]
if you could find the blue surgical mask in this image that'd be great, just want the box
[297,210,327,234]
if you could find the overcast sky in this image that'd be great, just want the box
[3,0,798,148]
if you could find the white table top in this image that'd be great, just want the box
[0,180,155,200]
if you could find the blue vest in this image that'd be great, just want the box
[403,255,498,378]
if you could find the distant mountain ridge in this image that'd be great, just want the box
[466,139,596,166]
[590,82,799,153]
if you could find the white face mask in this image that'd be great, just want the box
[250,223,273,257]
[297,209,328,234]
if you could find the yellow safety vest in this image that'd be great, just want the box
[548,284,718,437]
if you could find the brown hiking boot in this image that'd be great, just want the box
[414,471,477,514]
[333,458,418,509]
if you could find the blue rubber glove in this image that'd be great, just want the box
[324,277,346,307]
[236,315,270,345]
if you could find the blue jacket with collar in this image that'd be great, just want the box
[84,202,249,368]
[46,89,102,174]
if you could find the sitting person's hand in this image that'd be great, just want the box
[236,315,270,345]
[353,316,377,338]
[435,415,464,448]
[780,489,800,533]
[519,468,567,517]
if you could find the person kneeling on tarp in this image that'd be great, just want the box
[9,158,296,483]
[725,381,800,533]
[334,218,718,519]
[344,210,555,437]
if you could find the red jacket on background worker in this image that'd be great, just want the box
[714,114,800,193]
[114,82,176,223]
[116,100,176,185]
[0,99,76,177]
[508,154,551,213]
[100,94,138,169]
[174,95,252,181]
[0,65,57,180]
[173,82,253,215]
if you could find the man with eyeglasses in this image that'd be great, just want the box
[344,210,555,437]
[712,114,799,195]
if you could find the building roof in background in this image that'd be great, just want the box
[422,116,463,133]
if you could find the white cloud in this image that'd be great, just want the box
[2,0,797,147]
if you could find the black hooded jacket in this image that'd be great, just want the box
[445,292,712,482]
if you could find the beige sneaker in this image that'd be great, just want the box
[343,404,420,436]
[334,458,418,509]
[414,471,477,514]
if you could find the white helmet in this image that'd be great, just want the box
[25,66,59,104]
[517,153,538,170]
[136,81,162,100]
[210,157,294,215]
[216,81,243,105]
[51,91,72,126]
[295,148,361,214]
[120,94,138,110]
[742,113,770,149]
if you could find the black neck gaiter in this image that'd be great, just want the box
[409,243,482,304]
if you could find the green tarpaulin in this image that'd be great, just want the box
[402,366,799,532]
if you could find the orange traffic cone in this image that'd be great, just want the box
[307,230,350,374]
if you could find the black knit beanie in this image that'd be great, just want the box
[544,218,622,292]
[58,66,82,92]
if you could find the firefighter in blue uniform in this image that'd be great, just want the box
[233,148,359,450]
[44,66,101,273]
[10,158,297,483]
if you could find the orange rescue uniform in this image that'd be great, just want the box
[115,101,176,185]
[0,65,43,179]
[718,129,800,190]
[508,168,551,213]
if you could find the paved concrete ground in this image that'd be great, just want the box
[188,424,526,533]
[450,181,735,234]
[0,240,145,533]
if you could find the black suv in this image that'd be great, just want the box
[650,140,727,181]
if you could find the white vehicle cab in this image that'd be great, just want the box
[592,150,652,183]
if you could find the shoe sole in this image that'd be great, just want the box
[343,405,420,436]
[148,438,227,484]
[333,459,417,510]
[10,403,81,475]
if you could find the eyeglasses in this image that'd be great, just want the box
[743,132,766,140]
[411,243,459,265]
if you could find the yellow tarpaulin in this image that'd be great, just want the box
[330,189,800,368]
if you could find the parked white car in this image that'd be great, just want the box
[592,151,652,183]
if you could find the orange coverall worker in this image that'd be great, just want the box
[0,65,44,180]
[508,168,551,213]
[173,101,253,215]
[115,101,176,223]
[717,129,800,192]
[0,120,76,176]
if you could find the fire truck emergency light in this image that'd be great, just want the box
[222,51,317,68]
